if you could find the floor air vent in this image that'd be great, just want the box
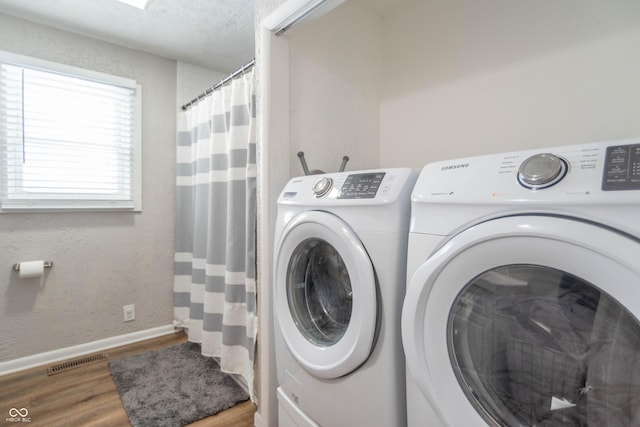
[47,353,108,375]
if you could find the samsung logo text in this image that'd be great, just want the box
[441,163,469,171]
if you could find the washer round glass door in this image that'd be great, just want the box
[275,211,377,379]
[287,237,352,346]
[402,215,640,426]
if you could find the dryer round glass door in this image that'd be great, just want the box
[450,264,640,426]
[275,211,378,379]
[402,215,640,427]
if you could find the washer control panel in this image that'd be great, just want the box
[279,169,415,205]
[338,172,386,199]
[602,143,640,191]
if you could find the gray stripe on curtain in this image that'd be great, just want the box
[175,149,249,176]
[175,181,251,257]
[176,122,211,145]
[174,279,256,309]
[248,141,256,165]
[177,129,195,146]
[223,325,255,349]
[174,189,194,252]
[173,291,191,308]
[212,105,251,132]
[188,303,204,320]
[174,261,193,275]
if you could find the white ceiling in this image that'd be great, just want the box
[0,0,255,73]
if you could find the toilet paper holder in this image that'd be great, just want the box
[12,261,54,271]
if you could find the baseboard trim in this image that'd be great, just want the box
[253,410,263,427]
[0,325,177,376]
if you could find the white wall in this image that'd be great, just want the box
[264,0,640,173]
[0,13,177,362]
[288,1,381,175]
[380,0,640,167]
[255,1,290,424]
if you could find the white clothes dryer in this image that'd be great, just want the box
[274,168,417,427]
[402,140,640,427]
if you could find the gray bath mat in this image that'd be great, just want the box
[109,342,249,427]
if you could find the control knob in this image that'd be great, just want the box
[517,153,568,189]
[312,177,333,197]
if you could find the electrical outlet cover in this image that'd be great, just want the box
[123,304,135,322]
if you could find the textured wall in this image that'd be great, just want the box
[176,62,227,112]
[0,13,177,362]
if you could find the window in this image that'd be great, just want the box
[0,51,141,212]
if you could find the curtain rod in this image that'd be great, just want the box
[181,58,255,111]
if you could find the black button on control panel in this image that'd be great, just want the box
[602,143,640,191]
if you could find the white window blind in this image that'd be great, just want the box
[0,51,141,212]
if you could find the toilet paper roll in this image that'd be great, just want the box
[19,260,45,279]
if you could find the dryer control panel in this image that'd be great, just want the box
[602,143,640,191]
[412,138,640,206]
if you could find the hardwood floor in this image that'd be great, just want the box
[0,332,256,426]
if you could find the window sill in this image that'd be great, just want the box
[0,200,141,213]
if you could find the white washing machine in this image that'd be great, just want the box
[274,168,417,427]
[401,140,640,426]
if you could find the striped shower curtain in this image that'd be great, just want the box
[173,68,257,397]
